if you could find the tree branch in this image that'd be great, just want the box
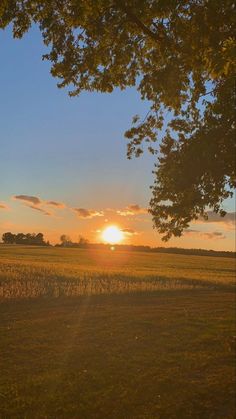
[117,1,162,42]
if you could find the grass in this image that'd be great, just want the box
[0,246,235,418]
[0,246,235,299]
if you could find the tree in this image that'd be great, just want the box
[78,236,89,247]
[2,232,16,244]
[1,1,235,239]
[60,234,72,246]
[15,233,26,244]
[34,232,45,245]
[2,231,48,245]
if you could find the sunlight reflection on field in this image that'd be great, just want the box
[0,246,235,299]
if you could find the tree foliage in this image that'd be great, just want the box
[59,234,89,247]
[1,0,235,239]
[2,232,49,245]
[60,234,72,246]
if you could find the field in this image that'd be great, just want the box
[0,245,235,299]
[0,245,235,418]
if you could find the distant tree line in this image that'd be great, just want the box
[1,232,235,258]
[2,232,49,246]
[149,246,236,259]
[55,240,235,258]
[55,235,89,248]
[85,243,235,259]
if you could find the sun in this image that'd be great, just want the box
[102,225,124,244]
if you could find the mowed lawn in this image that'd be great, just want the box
[0,246,235,418]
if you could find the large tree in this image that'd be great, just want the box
[1,0,235,239]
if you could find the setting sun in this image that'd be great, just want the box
[102,226,124,244]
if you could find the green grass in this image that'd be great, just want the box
[0,246,235,418]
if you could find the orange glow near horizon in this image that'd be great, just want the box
[102,225,124,244]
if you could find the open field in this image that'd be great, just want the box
[0,246,235,299]
[0,246,235,418]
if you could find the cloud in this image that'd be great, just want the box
[0,202,9,210]
[28,205,52,216]
[0,221,15,229]
[12,194,65,216]
[117,204,148,216]
[122,228,138,235]
[13,194,42,205]
[73,208,104,218]
[13,195,65,208]
[12,195,52,215]
[206,211,235,223]
[46,201,65,208]
[201,231,226,240]
[184,229,226,240]
[197,211,236,230]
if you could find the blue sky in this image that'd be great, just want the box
[0,26,235,250]
[0,27,155,204]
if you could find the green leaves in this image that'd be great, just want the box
[150,77,235,239]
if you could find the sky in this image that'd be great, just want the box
[0,26,235,250]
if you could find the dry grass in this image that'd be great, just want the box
[0,246,235,299]
[0,246,235,418]
[1,291,235,418]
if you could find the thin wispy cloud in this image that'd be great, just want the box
[122,228,138,235]
[12,194,65,216]
[0,221,15,229]
[13,195,65,208]
[205,211,235,223]
[196,211,235,231]
[0,202,10,210]
[13,195,41,205]
[185,229,226,240]
[46,201,65,208]
[201,231,226,240]
[28,205,52,216]
[73,208,104,219]
[117,204,148,216]
[12,198,149,219]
